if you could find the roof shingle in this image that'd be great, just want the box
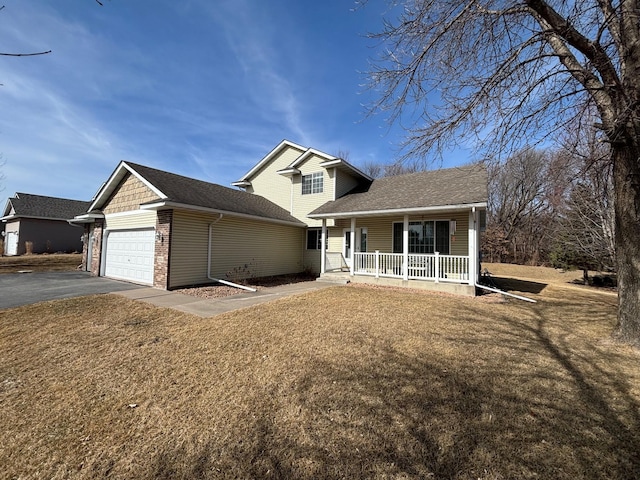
[125,162,305,225]
[6,193,91,220]
[309,165,488,216]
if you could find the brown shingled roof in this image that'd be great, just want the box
[124,162,305,226]
[3,193,91,220]
[309,165,488,217]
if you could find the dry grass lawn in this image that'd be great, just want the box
[0,253,82,274]
[1,269,638,479]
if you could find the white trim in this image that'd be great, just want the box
[140,201,306,228]
[321,220,327,274]
[332,167,337,200]
[287,147,337,169]
[276,168,300,176]
[402,216,409,280]
[1,214,80,222]
[319,158,374,182]
[308,202,488,219]
[392,219,452,255]
[88,161,167,212]
[301,171,324,195]
[231,180,251,188]
[104,209,157,219]
[234,139,307,183]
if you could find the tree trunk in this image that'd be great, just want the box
[612,144,640,345]
[583,268,589,285]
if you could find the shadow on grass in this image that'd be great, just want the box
[492,276,547,294]
[149,298,639,479]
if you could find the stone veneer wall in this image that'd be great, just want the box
[81,225,89,271]
[154,210,172,289]
[90,221,104,276]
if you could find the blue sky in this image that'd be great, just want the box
[0,0,471,206]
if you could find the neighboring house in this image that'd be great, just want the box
[74,140,488,295]
[1,193,90,256]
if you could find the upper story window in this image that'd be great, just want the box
[302,172,323,195]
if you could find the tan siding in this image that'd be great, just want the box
[105,211,157,230]
[323,211,470,255]
[292,154,336,227]
[168,211,210,288]
[103,173,160,214]
[247,145,304,213]
[327,227,344,252]
[169,210,305,288]
[303,249,322,274]
[335,170,360,198]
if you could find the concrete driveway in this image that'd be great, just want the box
[0,272,142,309]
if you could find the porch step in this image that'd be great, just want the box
[316,273,351,285]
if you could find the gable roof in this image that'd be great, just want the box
[1,193,91,222]
[233,139,373,185]
[308,165,488,218]
[232,140,307,186]
[89,161,305,227]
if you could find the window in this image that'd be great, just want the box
[393,220,450,254]
[302,172,323,195]
[306,229,326,250]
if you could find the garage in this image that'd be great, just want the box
[103,229,155,285]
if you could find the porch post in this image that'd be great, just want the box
[468,208,477,286]
[320,219,327,274]
[350,217,356,276]
[403,215,409,280]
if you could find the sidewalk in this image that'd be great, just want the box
[114,281,337,317]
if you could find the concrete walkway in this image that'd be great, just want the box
[114,281,338,317]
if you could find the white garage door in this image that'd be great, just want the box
[5,231,18,256]
[104,229,155,285]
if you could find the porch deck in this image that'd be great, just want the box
[322,251,476,296]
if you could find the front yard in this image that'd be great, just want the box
[0,253,82,274]
[0,272,638,479]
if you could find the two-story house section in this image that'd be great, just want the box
[232,140,373,272]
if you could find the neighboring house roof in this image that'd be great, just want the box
[308,165,488,218]
[87,161,305,227]
[1,193,91,222]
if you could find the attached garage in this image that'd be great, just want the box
[103,229,155,285]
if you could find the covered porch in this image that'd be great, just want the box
[307,165,488,296]
[313,208,485,296]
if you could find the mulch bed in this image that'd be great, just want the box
[174,272,317,299]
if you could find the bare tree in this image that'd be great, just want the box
[367,0,640,344]
[0,6,51,58]
[552,121,616,280]
[485,148,570,264]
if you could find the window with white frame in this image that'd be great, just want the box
[302,172,323,195]
[392,220,450,254]
[306,229,326,250]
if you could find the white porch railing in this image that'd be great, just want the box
[352,251,469,283]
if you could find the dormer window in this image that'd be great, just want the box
[302,172,323,195]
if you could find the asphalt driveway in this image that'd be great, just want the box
[0,272,142,309]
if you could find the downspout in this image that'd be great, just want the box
[207,215,257,292]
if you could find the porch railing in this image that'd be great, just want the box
[352,251,469,283]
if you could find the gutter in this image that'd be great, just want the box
[308,202,488,219]
[207,215,256,292]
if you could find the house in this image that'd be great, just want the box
[74,140,487,295]
[1,193,90,256]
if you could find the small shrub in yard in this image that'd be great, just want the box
[226,259,256,284]
[25,241,33,255]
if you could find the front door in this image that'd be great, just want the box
[343,228,367,269]
[343,228,352,268]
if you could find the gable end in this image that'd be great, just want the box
[103,172,161,214]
